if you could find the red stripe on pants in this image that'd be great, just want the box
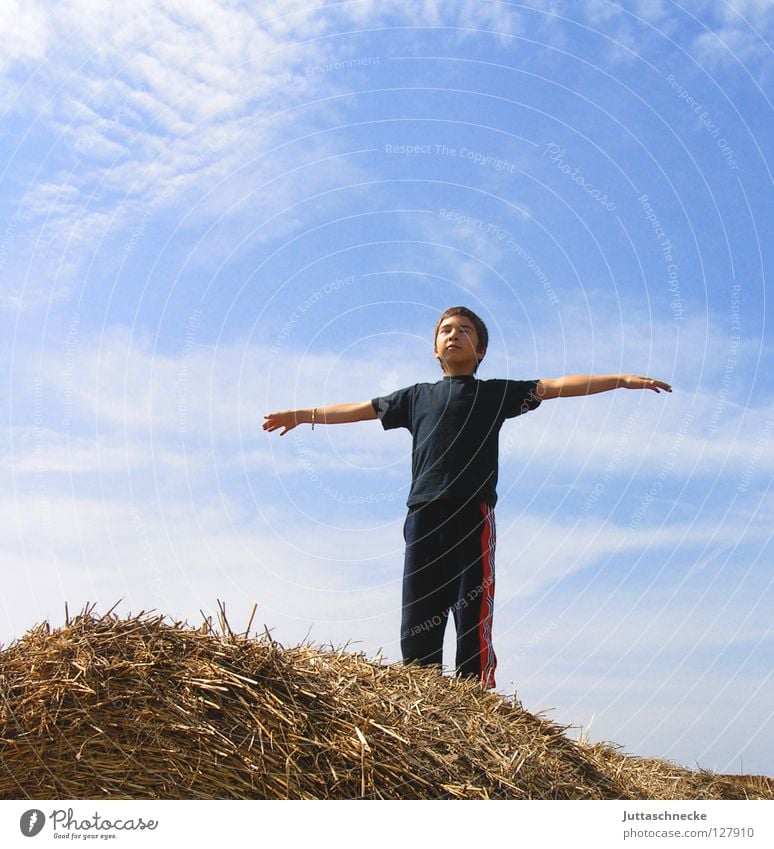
[478,503,497,688]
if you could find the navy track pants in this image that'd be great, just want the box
[400,499,497,688]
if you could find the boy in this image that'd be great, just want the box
[263,306,672,688]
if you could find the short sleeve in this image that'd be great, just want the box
[500,379,542,418]
[371,385,414,431]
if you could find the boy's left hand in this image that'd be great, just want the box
[620,376,672,393]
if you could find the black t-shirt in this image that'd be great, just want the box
[371,375,541,507]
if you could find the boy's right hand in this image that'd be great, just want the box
[263,410,301,436]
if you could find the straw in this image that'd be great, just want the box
[1,608,770,800]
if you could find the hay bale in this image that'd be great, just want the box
[1,610,771,800]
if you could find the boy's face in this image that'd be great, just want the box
[434,315,486,374]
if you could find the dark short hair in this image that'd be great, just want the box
[433,306,489,372]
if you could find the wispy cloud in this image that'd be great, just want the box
[0,0,50,79]
[8,314,769,499]
[517,0,773,75]
[0,3,355,306]
[1,0,532,311]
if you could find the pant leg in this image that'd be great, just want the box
[400,502,457,669]
[451,501,497,688]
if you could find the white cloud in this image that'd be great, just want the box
[652,0,774,73]
[634,0,671,23]
[715,0,774,29]
[0,2,363,307]
[0,0,50,76]
[339,0,524,37]
[0,488,403,651]
[489,523,774,769]
[511,0,773,74]
[7,427,201,476]
[493,309,772,482]
[692,25,773,70]
[6,315,767,506]
[4,459,767,647]
[503,387,774,483]
[493,506,773,601]
[1,0,533,311]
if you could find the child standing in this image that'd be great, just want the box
[264,306,671,687]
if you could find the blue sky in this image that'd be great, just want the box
[2,0,773,776]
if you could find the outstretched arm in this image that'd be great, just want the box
[263,401,377,436]
[536,374,672,400]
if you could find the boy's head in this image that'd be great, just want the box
[434,306,489,375]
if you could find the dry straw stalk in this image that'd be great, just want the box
[1,608,771,800]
